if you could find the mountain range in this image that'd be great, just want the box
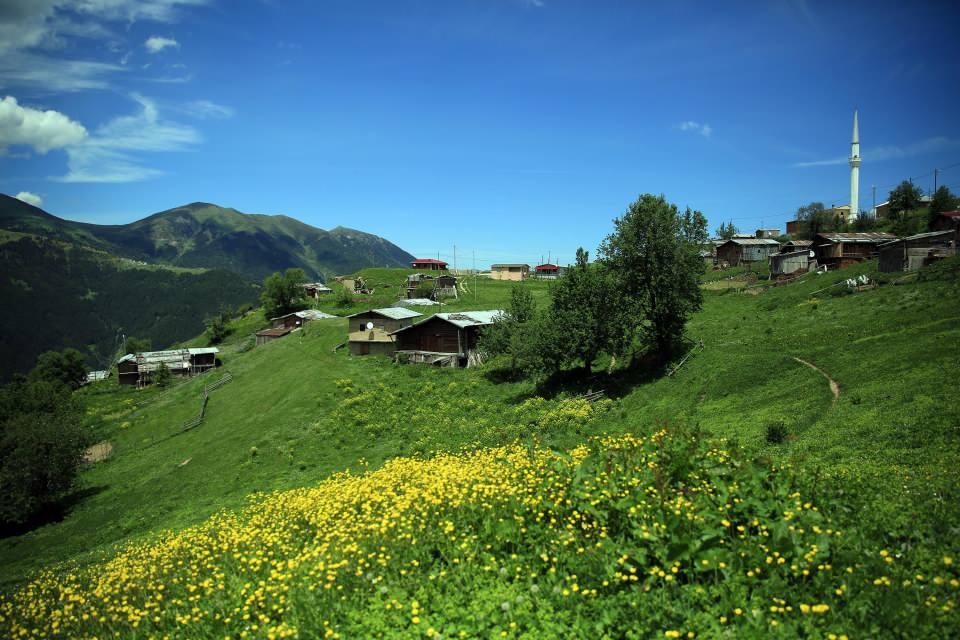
[0,194,415,379]
[0,195,414,282]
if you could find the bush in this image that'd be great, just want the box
[0,380,91,527]
[154,362,172,388]
[765,421,788,444]
[28,348,88,390]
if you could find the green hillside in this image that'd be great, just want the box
[0,232,257,380]
[1,261,958,637]
[0,195,415,282]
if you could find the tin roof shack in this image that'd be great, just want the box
[117,348,218,387]
[392,310,503,367]
[347,307,422,356]
[256,326,293,346]
[769,250,814,277]
[782,239,813,253]
[715,238,781,266]
[302,283,333,299]
[490,264,530,281]
[411,258,448,271]
[271,309,337,329]
[813,232,897,270]
[405,273,458,300]
[877,230,957,273]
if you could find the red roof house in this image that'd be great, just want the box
[411,258,448,271]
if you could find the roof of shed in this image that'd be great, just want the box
[491,263,530,268]
[878,230,956,246]
[271,309,338,321]
[785,240,813,247]
[256,327,293,337]
[347,307,422,320]
[117,348,218,364]
[411,258,448,265]
[816,232,898,243]
[392,310,504,334]
[720,238,781,246]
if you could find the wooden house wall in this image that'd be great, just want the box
[395,318,462,354]
[350,313,413,333]
[716,244,742,265]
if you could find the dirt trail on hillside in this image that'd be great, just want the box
[792,357,840,405]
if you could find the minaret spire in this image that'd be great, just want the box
[849,109,860,219]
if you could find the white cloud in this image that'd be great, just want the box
[60,92,199,182]
[144,35,178,53]
[182,99,234,119]
[793,136,960,168]
[678,120,712,137]
[0,95,88,154]
[0,1,205,90]
[15,191,43,207]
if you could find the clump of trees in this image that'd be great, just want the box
[483,194,707,380]
[261,268,308,318]
[204,308,233,345]
[1,350,92,529]
[714,220,739,239]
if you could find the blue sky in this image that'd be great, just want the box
[2,0,959,267]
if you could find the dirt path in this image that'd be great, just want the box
[792,357,840,405]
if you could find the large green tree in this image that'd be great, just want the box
[0,379,90,527]
[599,195,707,359]
[28,349,88,390]
[794,202,842,238]
[928,186,959,228]
[888,180,924,216]
[260,268,308,318]
[481,284,538,372]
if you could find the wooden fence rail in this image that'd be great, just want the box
[179,371,233,432]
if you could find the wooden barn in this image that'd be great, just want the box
[347,307,422,356]
[302,282,333,298]
[270,309,337,329]
[392,310,503,367]
[769,249,813,277]
[117,348,218,387]
[877,230,957,272]
[256,326,293,346]
[715,238,781,266]
[411,258,448,271]
[812,232,897,270]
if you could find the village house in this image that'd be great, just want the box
[812,232,897,269]
[781,239,813,253]
[302,282,333,298]
[877,230,957,272]
[117,348,218,387]
[490,264,530,281]
[392,310,503,367]
[271,309,337,329]
[411,258,448,271]
[786,219,801,235]
[715,238,781,266]
[931,211,960,232]
[347,307,422,356]
[533,263,563,279]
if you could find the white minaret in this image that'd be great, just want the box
[849,110,860,219]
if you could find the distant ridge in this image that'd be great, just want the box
[0,194,415,281]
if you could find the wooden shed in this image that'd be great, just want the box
[256,326,293,346]
[769,249,813,277]
[812,232,897,270]
[392,310,503,367]
[116,348,218,387]
[781,239,813,253]
[715,238,781,266]
[271,309,337,329]
[347,307,422,356]
[877,230,957,272]
[302,283,333,298]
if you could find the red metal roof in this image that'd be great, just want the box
[941,211,960,218]
[411,258,448,265]
[535,263,560,271]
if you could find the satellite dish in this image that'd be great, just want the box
[809,250,815,258]
[366,321,374,330]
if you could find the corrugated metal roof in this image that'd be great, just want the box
[117,348,218,364]
[347,307,422,320]
[817,232,897,242]
[721,238,781,246]
[394,298,440,307]
[878,230,955,246]
[785,240,813,247]
[436,310,504,328]
[294,310,337,320]
[187,347,220,355]
[256,327,293,337]
[491,263,530,269]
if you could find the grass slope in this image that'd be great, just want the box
[1,260,957,636]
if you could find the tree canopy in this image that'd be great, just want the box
[28,349,88,391]
[261,268,308,319]
[714,220,739,240]
[888,181,924,216]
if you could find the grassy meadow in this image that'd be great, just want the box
[1,261,958,637]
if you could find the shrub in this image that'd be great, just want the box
[765,421,788,444]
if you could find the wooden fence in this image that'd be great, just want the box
[180,371,233,431]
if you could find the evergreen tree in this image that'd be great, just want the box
[715,220,738,239]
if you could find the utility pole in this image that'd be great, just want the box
[872,185,876,214]
[934,168,939,193]
[473,250,477,302]
[453,244,457,274]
